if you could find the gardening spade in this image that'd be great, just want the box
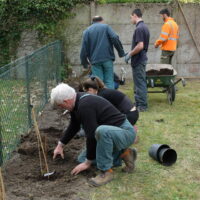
[30,105,55,179]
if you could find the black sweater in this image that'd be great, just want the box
[97,88,134,114]
[60,92,126,160]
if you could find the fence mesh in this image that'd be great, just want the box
[0,40,62,166]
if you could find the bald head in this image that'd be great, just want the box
[92,16,103,23]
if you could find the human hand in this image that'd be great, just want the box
[124,52,131,64]
[154,44,159,48]
[53,143,64,160]
[71,160,92,175]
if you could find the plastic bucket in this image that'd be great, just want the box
[149,144,177,166]
[158,148,177,166]
[148,144,170,161]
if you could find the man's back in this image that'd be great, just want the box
[155,17,179,51]
[161,18,179,51]
[84,23,114,64]
[78,93,126,128]
[80,22,124,66]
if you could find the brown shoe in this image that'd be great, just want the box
[88,169,114,187]
[120,148,137,173]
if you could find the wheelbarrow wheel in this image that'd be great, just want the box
[167,85,176,104]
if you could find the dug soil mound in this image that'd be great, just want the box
[146,68,173,76]
[3,104,96,200]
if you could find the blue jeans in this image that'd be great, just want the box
[78,119,135,171]
[78,148,122,167]
[132,63,148,109]
[91,60,114,89]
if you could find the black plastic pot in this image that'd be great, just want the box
[149,144,177,166]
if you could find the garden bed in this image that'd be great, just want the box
[3,104,95,200]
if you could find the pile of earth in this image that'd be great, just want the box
[146,68,173,76]
[3,103,96,200]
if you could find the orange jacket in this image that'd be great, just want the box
[155,17,179,51]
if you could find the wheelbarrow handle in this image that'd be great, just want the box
[181,78,186,87]
[168,78,186,90]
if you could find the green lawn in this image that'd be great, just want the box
[89,79,200,200]
[0,77,56,164]
[0,80,29,162]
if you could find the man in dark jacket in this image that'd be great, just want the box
[125,9,150,112]
[51,83,137,187]
[80,16,125,89]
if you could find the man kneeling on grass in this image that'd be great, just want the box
[51,83,137,187]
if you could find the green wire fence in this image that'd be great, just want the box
[0,40,63,166]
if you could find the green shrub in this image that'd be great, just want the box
[0,0,92,67]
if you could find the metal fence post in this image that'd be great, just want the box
[25,54,32,128]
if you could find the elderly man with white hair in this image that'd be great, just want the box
[51,83,137,187]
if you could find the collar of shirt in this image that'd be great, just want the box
[165,17,174,22]
[74,92,87,111]
[136,20,144,27]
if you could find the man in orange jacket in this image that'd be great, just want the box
[155,8,179,64]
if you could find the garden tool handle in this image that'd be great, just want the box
[31,105,49,175]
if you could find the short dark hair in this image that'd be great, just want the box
[92,16,103,23]
[132,9,142,18]
[159,8,170,16]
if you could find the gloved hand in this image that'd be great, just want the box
[124,52,131,64]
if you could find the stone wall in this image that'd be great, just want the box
[16,2,200,78]
[16,30,41,58]
[63,2,200,78]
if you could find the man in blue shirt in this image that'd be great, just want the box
[125,9,150,112]
[80,16,125,89]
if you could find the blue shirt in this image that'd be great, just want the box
[131,21,150,67]
[80,22,125,66]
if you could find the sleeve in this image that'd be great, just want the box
[78,106,98,160]
[80,31,89,67]
[155,23,170,46]
[107,26,125,57]
[60,112,81,144]
[134,28,145,43]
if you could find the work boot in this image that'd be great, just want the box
[120,148,137,173]
[88,169,113,187]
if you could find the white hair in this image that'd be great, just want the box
[50,83,76,105]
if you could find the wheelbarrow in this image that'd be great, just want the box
[146,64,186,104]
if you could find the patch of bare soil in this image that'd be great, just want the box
[3,104,96,200]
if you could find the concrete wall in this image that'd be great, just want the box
[63,2,200,78]
[16,30,41,58]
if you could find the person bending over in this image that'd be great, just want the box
[51,83,137,187]
[82,76,139,126]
